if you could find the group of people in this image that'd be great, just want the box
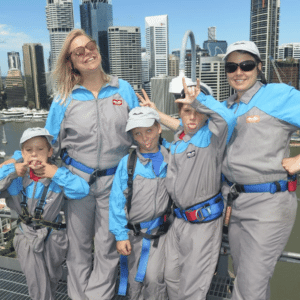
[1,28,300,300]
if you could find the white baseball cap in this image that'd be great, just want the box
[20,127,53,148]
[224,41,261,60]
[126,107,160,132]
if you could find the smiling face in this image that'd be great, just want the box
[132,123,162,153]
[226,51,262,101]
[180,104,208,135]
[68,35,101,75]
[21,136,53,168]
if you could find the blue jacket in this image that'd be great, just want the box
[0,163,89,223]
[109,146,170,241]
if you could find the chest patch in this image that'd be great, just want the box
[186,150,196,158]
[113,99,123,106]
[246,115,260,123]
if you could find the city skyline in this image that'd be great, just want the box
[0,0,299,76]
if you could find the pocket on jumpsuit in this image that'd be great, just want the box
[48,229,69,268]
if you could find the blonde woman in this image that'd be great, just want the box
[12,29,139,300]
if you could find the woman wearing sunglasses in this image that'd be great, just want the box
[43,29,139,300]
[221,41,300,300]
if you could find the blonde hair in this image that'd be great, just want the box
[52,29,110,104]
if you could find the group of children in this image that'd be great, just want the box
[0,79,234,300]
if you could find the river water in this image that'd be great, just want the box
[0,122,299,299]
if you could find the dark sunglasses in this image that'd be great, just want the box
[67,40,97,59]
[225,60,257,73]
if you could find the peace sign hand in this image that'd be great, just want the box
[175,77,201,105]
[136,89,157,110]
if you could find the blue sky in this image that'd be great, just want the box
[0,0,299,76]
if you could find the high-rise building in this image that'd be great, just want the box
[145,14,169,79]
[22,44,48,109]
[108,26,142,93]
[250,0,280,82]
[46,0,74,71]
[80,0,113,73]
[196,56,229,101]
[141,51,151,97]
[0,67,3,91]
[7,52,22,71]
[168,54,179,77]
[279,43,300,60]
[203,27,227,57]
[5,69,25,107]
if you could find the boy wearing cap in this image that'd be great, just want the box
[109,107,170,300]
[0,127,89,300]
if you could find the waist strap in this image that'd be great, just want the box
[61,149,117,185]
[174,192,224,223]
[118,215,167,296]
[223,175,297,194]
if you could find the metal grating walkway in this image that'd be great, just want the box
[0,267,70,300]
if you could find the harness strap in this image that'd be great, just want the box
[118,216,165,296]
[174,192,224,223]
[223,176,297,194]
[18,185,65,230]
[61,149,117,185]
[127,149,138,215]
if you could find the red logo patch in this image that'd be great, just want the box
[113,99,123,106]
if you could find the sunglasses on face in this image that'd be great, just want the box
[225,60,257,73]
[67,40,97,59]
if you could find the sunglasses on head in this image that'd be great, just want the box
[67,40,97,59]
[225,60,257,73]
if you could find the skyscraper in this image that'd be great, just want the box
[7,52,22,71]
[145,14,169,79]
[250,0,280,82]
[196,56,230,101]
[203,27,227,57]
[279,43,300,60]
[46,0,74,71]
[108,26,142,93]
[22,44,48,109]
[80,0,113,73]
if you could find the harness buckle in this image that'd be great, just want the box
[132,224,141,236]
[195,204,211,222]
[89,169,102,185]
[34,207,44,218]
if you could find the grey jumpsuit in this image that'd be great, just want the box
[164,93,236,300]
[222,81,300,300]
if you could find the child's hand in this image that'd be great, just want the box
[36,162,58,179]
[116,240,132,256]
[15,162,29,177]
[136,89,157,111]
[175,77,201,105]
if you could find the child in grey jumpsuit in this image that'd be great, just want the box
[0,128,89,300]
[109,107,170,300]
[164,79,236,300]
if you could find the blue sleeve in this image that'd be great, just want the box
[51,166,90,199]
[257,84,300,129]
[109,155,130,241]
[12,150,23,161]
[118,79,139,110]
[45,96,70,144]
[192,93,236,144]
[161,138,171,150]
[0,163,22,195]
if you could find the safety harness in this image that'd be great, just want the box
[60,149,117,185]
[223,174,297,194]
[174,192,224,223]
[18,185,66,231]
[118,148,173,296]
[222,174,298,235]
